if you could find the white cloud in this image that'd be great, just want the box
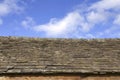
[89,0,120,11]
[21,17,35,29]
[27,0,120,38]
[87,11,107,24]
[0,0,24,26]
[114,15,120,25]
[0,19,3,25]
[0,3,9,16]
[0,0,24,16]
[33,11,88,37]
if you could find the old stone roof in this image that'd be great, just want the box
[0,36,120,74]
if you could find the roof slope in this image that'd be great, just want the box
[0,37,120,74]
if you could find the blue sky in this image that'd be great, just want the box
[0,0,120,38]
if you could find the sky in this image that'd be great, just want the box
[0,0,120,38]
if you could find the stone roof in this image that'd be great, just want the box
[0,36,120,74]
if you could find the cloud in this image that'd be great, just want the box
[21,17,35,29]
[33,11,88,37]
[0,0,24,25]
[0,19,3,25]
[26,0,120,38]
[114,14,120,25]
[0,0,24,16]
[33,10,96,38]
[89,0,120,11]
[87,11,107,24]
